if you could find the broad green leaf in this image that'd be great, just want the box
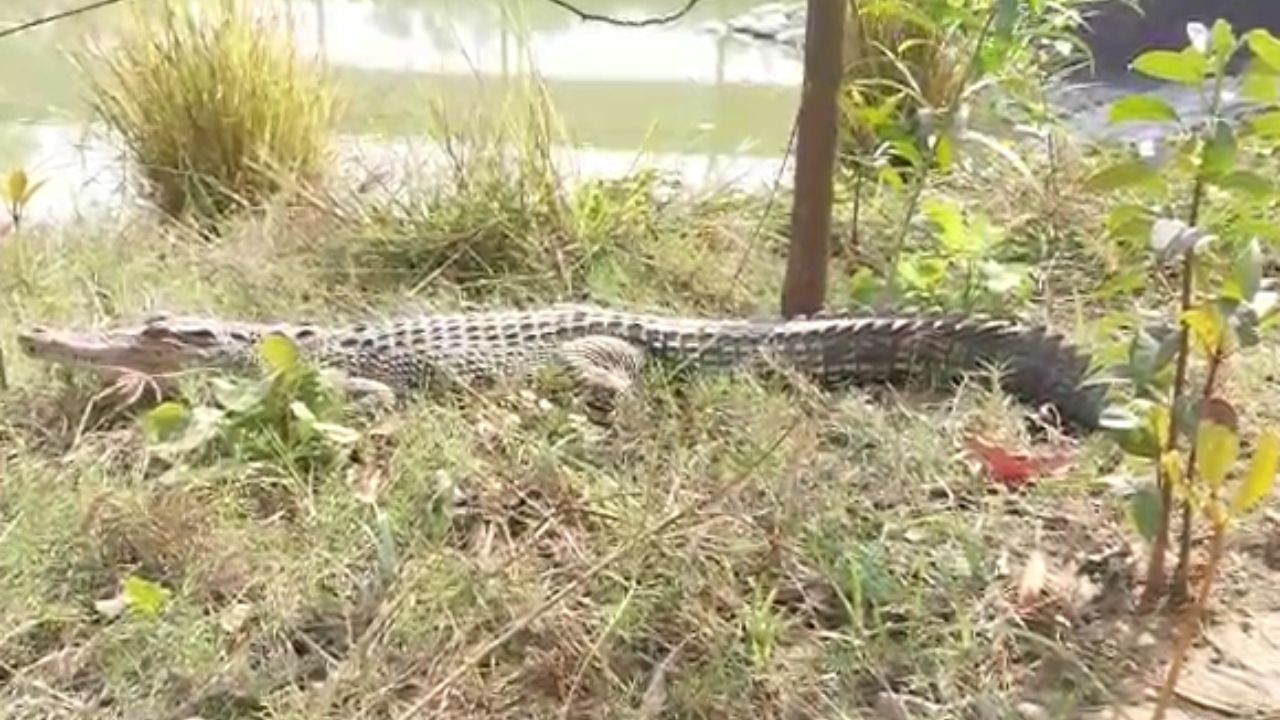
[1101,403,1165,459]
[1247,110,1280,138]
[1085,159,1159,192]
[1108,95,1180,125]
[1212,169,1273,197]
[1242,65,1279,103]
[1231,431,1279,516]
[1128,482,1163,542]
[212,377,262,414]
[1200,121,1236,178]
[122,575,171,618]
[1246,28,1280,72]
[151,406,224,457]
[847,267,883,304]
[259,334,299,375]
[1132,48,1208,85]
[922,198,972,254]
[4,168,27,204]
[141,402,190,443]
[1195,398,1239,490]
[1223,238,1263,303]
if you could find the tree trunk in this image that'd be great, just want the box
[780,0,846,318]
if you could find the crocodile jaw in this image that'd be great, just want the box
[17,324,202,376]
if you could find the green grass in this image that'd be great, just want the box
[74,0,337,225]
[3,12,1280,719]
[4,140,1266,720]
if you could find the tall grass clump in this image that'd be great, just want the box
[77,0,337,225]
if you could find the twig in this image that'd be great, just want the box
[541,0,703,27]
[1150,525,1228,720]
[0,0,128,41]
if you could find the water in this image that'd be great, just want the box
[0,0,803,223]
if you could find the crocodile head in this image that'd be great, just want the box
[17,314,283,376]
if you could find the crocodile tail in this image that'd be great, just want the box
[799,313,1109,433]
[928,316,1107,433]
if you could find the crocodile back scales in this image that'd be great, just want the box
[280,304,1107,431]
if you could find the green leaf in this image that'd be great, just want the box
[141,402,190,443]
[122,575,171,618]
[1085,159,1159,192]
[1223,238,1263,303]
[1128,482,1164,543]
[1247,110,1280,138]
[934,132,954,172]
[1101,403,1166,459]
[1231,431,1279,516]
[922,198,972,253]
[1195,398,1240,491]
[1108,95,1180,125]
[1212,169,1274,197]
[1209,19,1237,61]
[151,406,225,456]
[259,334,299,376]
[1246,28,1280,72]
[1131,48,1208,85]
[993,0,1019,40]
[1200,121,1237,178]
[212,377,264,414]
[1242,65,1279,104]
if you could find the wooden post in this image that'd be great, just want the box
[780,0,846,318]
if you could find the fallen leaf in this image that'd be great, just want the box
[964,433,1076,489]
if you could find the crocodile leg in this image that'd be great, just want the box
[322,371,399,415]
[551,335,647,424]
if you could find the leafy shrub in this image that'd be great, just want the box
[77,0,337,224]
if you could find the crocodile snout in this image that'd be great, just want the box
[15,327,47,356]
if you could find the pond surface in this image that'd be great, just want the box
[0,0,803,222]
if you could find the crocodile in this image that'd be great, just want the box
[16,303,1109,432]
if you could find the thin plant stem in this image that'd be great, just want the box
[1172,342,1225,602]
[1140,58,1228,610]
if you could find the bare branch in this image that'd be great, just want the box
[0,0,128,41]
[541,0,703,27]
